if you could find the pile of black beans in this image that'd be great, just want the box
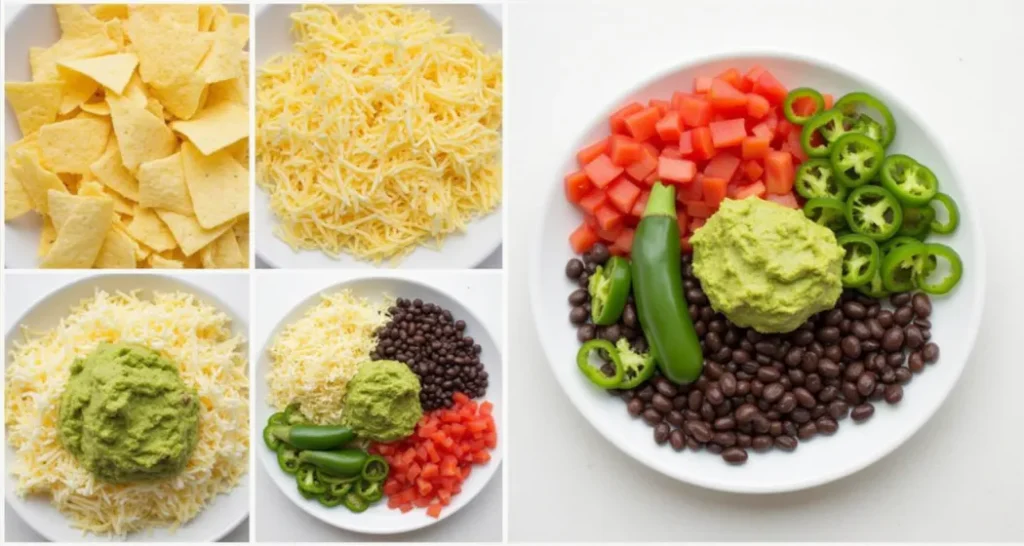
[370,297,487,411]
[565,247,940,465]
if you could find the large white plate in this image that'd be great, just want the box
[253,4,503,269]
[4,273,250,541]
[529,52,986,494]
[255,276,503,534]
[2,5,250,269]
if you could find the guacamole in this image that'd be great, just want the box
[342,360,422,442]
[690,198,844,334]
[58,343,200,483]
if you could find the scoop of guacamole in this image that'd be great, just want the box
[690,198,844,334]
[58,343,200,483]
[342,360,422,442]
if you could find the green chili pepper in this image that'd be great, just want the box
[803,197,847,231]
[268,412,288,426]
[330,481,355,497]
[276,445,301,475]
[588,256,632,325]
[576,339,624,389]
[845,185,903,241]
[631,183,704,384]
[880,241,927,292]
[284,403,308,426]
[801,110,850,158]
[848,113,885,142]
[880,236,922,258]
[834,92,896,148]
[319,472,360,485]
[263,423,282,451]
[916,243,963,295]
[929,193,960,234]
[857,267,891,299]
[898,207,935,239]
[344,492,369,513]
[361,455,389,483]
[296,464,328,495]
[614,338,655,389]
[317,487,347,508]
[878,154,938,206]
[794,159,847,201]
[782,87,825,125]
[836,234,880,288]
[356,478,384,503]
[299,449,369,478]
[269,425,356,451]
[829,133,884,188]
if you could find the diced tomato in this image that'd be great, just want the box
[690,127,715,160]
[569,222,599,254]
[690,217,707,232]
[741,135,771,160]
[742,159,764,182]
[660,146,682,159]
[685,201,713,219]
[631,190,650,217]
[609,102,644,134]
[577,189,607,215]
[624,146,658,182]
[714,68,743,89]
[583,154,624,188]
[764,151,795,195]
[775,119,795,143]
[670,91,692,111]
[787,130,808,163]
[790,96,821,119]
[709,119,746,148]
[702,176,728,208]
[609,228,634,256]
[608,135,643,166]
[734,181,766,200]
[823,93,834,110]
[654,111,683,143]
[753,71,788,105]
[750,122,773,141]
[606,178,641,214]
[648,98,670,116]
[678,130,694,156]
[704,153,740,180]
[744,65,766,87]
[676,211,689,233]
[693,76,713,93]
[746,93,771,119]
[594,204,625,234]
[624,107,662,142]
[427,504,443,519]
[576,138,608,167]
[766,191,800,209]
[678,95,712,127]
[657,157,697,184]
[564,170,593,203]
[708,79,747,111]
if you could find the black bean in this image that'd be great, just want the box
[912,293,932,318]
[762,382,785,403]
[669,429,686,451]
[922,342,940,363]
[565,259,584,279]
[712,431,737,447]
[840,336,862,359]
[666,410,685,428]
[714,416,736,431]
[722,447,748,464]
[816,417,838,435]
[905,325,925,350]
[851,403,875,422]
[908,351,925,373]
[817,327,841,344]
[568,289,588,306]
[776,392,797,414]
[684,421,713,443]
[621,305,638,328]
[797,422,817,439]
[856,372,876,397]
[828,400,850,420]
[817,358,841,378]
[884,384,903,404]
[735,403,758,425]
[642,408,662,426]
[577,324,596,342]
[843,301,867,319]
[589,243,610,264]
[823,309,844,326]
[654,423,670,444]
[627,398,644,416]
[894,306,914,326]
[569,307,588,324]
[890,293,912,307]
[793,387,816,408]
[894,367,912,385]
[752,435,773,452]
[651,393,673,414]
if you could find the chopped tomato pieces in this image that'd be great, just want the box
[654,111,684,143]
[690,127,715,160]
[577,189,607,215]
[631,190,650,217]
[764,151,795,195]
[741,159,764,182]
[624,146,658,182]
[609,102,644,134]
[709,119,746,148]
[678,95,712,127]
[741,135,770,160]
[608,135,643,166]
[745,93,771,119]
[766,191,800,209]
[753,70,788,105]
[715,67,743,89]
[564,170,593,203]
[702,176,728,208]
[703,153,741,181]
[648,98,670,116]
[624,107,662,142]
[606,178,641,214]
[569,222,599,254]
[583,154,624,188]
[735,181,767,200]
[657,157,697,184]
[708,78,747,110]
[693,76,713,93]
[610,228,634,256]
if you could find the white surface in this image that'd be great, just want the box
[253,4,504,270]
[532,52,983,494]
[252,271,502,542]
[3,272,250,542]
[507,0,1024,541]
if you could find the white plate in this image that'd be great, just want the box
[529,52,986,494]
[2,4,250,269]
[255,276,503,534]
[4,273,250,541]
[253,4,503,269]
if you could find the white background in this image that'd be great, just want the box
[251,270,502,542]
[506,0,1024,541]
[3,272,250,542]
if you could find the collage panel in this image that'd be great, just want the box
[252,270,502,541]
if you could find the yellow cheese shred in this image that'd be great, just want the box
[256,4,502,263]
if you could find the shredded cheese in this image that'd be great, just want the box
[5,290,249,536]
[266,289,392,424]
[256,5,502,264]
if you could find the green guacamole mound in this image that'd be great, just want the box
[342,360,422,443]
[691,198,844,334]
[58,343,200,483]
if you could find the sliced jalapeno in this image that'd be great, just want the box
[916,243,963,295]
[576,339,624,389]
[834,91,897,148]
[801,110,851,158]
[803,197,847,231]
[848,113,885,143]
[880,236,922,258]
[317,488,346,508]
[857,267,891,299]
[880,241,927,292]
[782,88,825,125]
[845,185,903,241]
[356,478,384,503]
[297,464,328,495]
[268,411,288,426]
[879,154,938,206]
[276,445,301,475]
[898,206,935,240]
[928,192,960,234]
[829,133,884,188]
[836,234,880,288]
[344,492,369,513]
[361,455,389,483]
[263,423,282,451]
[588,255,632,325]
[794,159,847,201]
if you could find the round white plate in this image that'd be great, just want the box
[529,52,986,494]
[2,5,250,269]
[4,273,250,541]
[253,4,503,269]
[255,276,503,534]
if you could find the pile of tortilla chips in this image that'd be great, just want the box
[4,5,250,269]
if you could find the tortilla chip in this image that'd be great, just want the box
[81,100,111,116]
[151,71,208,120]
[156,209,233,256]
[28,33,120,83]
[5,81,64,135]
[5,161,33,221]
[89,137,140,200]
[94,228,137,268]
[39,218,58,257]
[58,53,139,94]
[91,4,129,21]
[128,5,200,30]
[121,74,150,109]
[226,139,248,165]
[40,191,113,268]
[200,228,245,268]
[149,254,184,268]
[126,12,210,87]
[79,180,135,216]
[106,94,177,172]
[37,117,111,174]
[226,13,250,48]
[198,32,243,84]
[126,207,178,252]
[137,152,193,215]
[180,142,248,229]
[198,5,225,32]
[9,147,68,214]
[105,19,126,48]
[56,5,108,39]
[206,73,247,106]
[233,218,250,267]
[171,101,248,155]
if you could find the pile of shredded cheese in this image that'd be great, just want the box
[266,289,392,424]
[5,290,249,536]
[256,5,503,263]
